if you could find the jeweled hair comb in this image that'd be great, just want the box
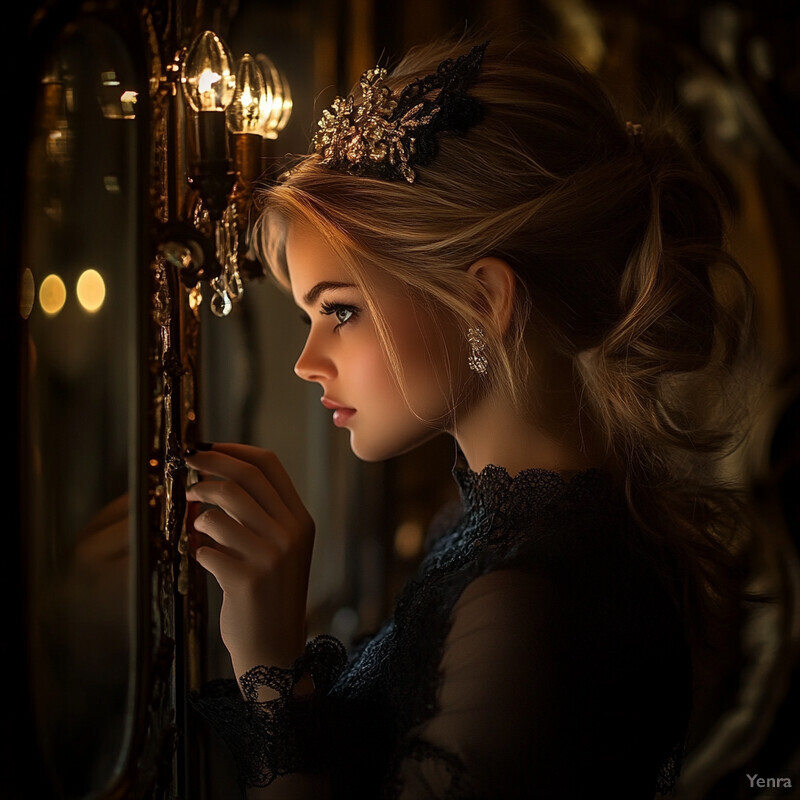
[312,42,487,183]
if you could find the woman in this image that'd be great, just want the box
[188,33,758,799]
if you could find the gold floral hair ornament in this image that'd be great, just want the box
[312,42,487,183]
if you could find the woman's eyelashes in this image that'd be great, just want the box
[297,301,361,332]
[320,301,360,331]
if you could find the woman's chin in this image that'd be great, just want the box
[348,433,394,463]
[347,427,443,463]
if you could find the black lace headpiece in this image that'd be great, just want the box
[312,42,487,183]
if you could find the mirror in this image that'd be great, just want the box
[21,17,142,798]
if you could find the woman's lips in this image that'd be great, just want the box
[332,408,355,426]
[321,397,356,427]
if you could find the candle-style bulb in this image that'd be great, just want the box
[256,54,293,140]
[181,31,235,112]
[227,54,272,135]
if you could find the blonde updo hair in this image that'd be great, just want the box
[255,34,758,648]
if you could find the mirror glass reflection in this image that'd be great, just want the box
[22,18,140,797]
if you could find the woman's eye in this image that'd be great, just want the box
[334,307,354,325]
[320,302,359,329]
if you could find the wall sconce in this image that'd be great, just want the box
[181,30,236,219]
[226,53,271,289]
[174,31,292,317]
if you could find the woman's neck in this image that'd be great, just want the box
[452,381,603,478]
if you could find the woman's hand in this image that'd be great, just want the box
[184,443,315,681]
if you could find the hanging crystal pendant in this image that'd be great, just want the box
[209,276,232,317]
[226,257,244,301]
[222,202,243,301]
[185,193,246,317]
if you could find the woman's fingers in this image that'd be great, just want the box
[187,478,285,543]
[190,504,262,557]
[194,443,311,523]
[182,443,315,674]
[185,445,313,536]
[192,534,244,587]
[191,515,274,587]
[185,450,291,529]
[184,444,314,576]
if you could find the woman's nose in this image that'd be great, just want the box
[294,334,336,383]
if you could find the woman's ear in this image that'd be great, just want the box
[467,257,517,336]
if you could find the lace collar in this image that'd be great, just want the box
[452,461,613,521]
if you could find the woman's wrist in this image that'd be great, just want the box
[235,635,347,703]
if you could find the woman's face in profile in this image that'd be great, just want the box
[286,221,464,461]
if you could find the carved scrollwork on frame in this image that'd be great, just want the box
[143,28,210,794]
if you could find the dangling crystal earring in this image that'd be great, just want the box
[466,326,488,374]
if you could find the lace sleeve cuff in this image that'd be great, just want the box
[191,634,347,790]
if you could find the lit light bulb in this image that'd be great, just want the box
[76,268,106,313]
[181,31,235,112]
[256,54,293,140]
[227,54,272,135]
[39,274,67,316]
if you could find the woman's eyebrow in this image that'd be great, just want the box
[303,281,357,305]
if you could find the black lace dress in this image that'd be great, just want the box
[194,464,692,799]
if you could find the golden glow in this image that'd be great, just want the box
[266,94,293,140]
[76,268,106,313]
[393,520,424,560]
[256,54,293,140]
[39,274,67,316]
[19,268,35,319]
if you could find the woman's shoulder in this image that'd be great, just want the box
[447,469,691,678]
[420,460,690,670]
[456,533,684,647]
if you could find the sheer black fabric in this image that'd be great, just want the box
[193,464,692,798]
